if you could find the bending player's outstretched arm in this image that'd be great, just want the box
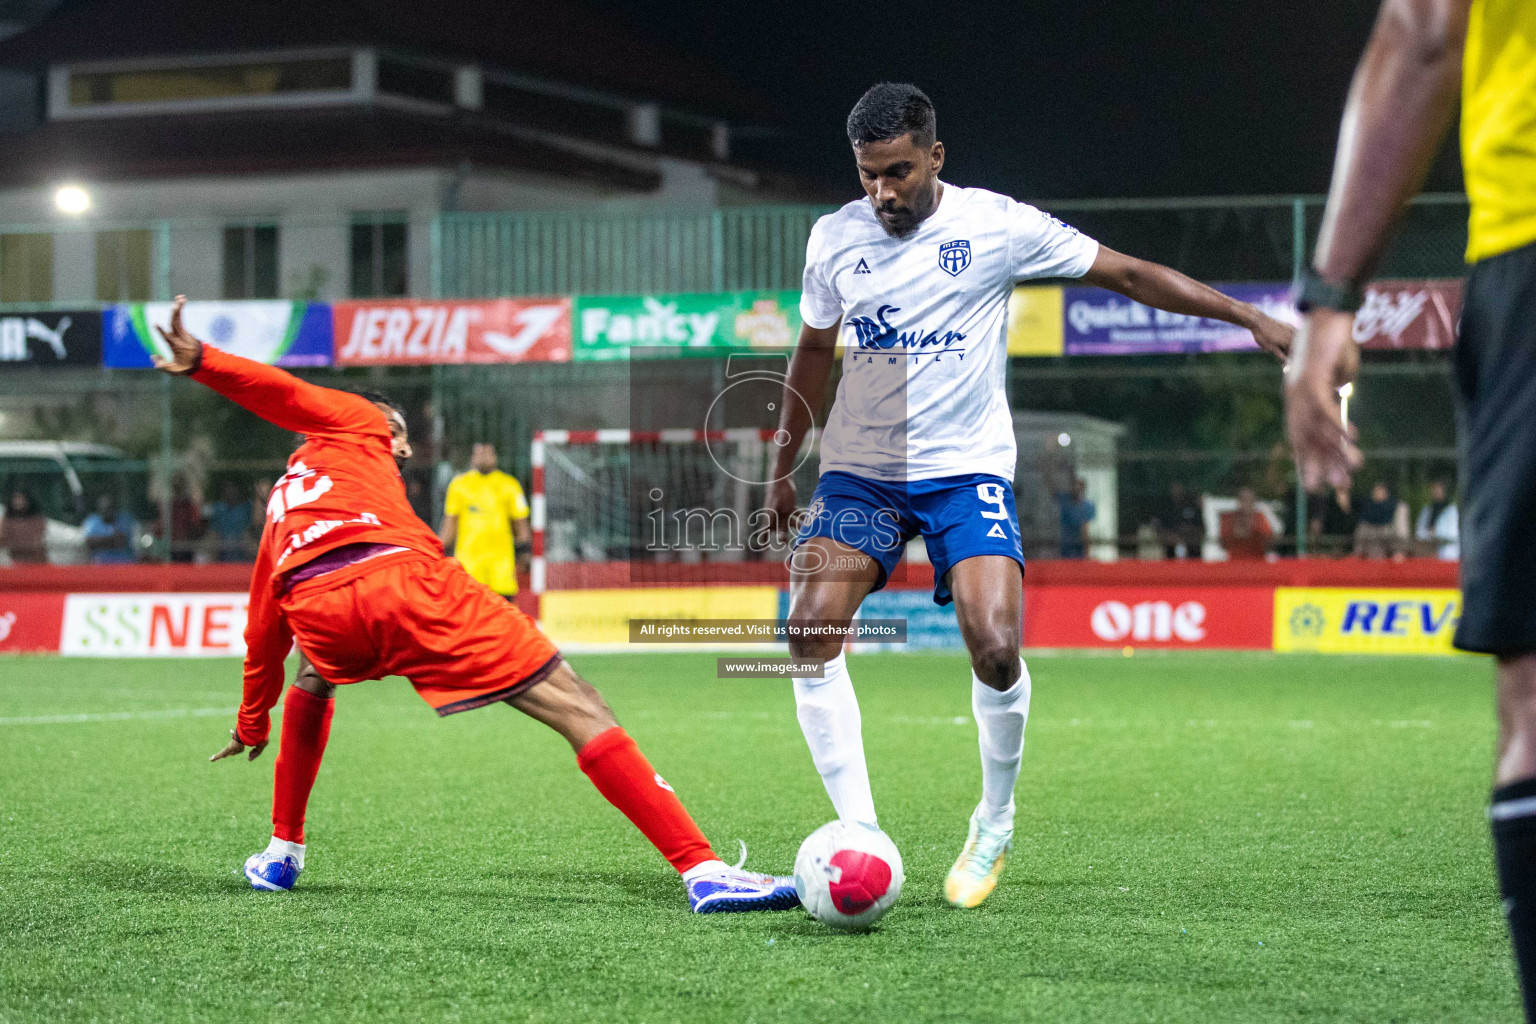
[210,541,291,762]
[1080,247,1294,361]
[767,321,841,536]
[153,295,386,439]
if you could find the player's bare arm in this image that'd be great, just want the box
[767,320,841,537]
[1080,247,1294,360]
[1286,0,1470,490]
[438,513,458,551]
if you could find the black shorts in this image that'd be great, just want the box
[1453,240,1536,655]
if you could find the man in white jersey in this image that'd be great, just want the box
[766,83,1293,908]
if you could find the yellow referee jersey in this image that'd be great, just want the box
[1463,0,1536,262]
[444,470,529,596]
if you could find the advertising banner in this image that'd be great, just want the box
[539,585,779,648]
[0,310,102,367]
[848,589,963,650]
[1062,283,1297,355]
[574,292,802,360]
[1272,587,1463,655]
[1006,286,1064,356]
[1023,585,1275,649]
[60,593,250,657]
[334,298,572,365]
[0,593,66,653]
[104,302,332,368]
[1352,279,1463,351]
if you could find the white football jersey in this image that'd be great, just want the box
[800,182,1099,482]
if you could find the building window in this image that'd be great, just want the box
[377,58,454,105]
[481,78,628,142]
[68,57,352,108]
[95,229,152,301]
[350,217,408,298]
[0,233,53,302]
[222,225,278,299]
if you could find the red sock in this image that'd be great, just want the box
[576,727,715,874]
[271,686,334,844]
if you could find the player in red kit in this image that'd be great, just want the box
[153,296,796,913]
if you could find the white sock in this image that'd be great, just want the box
[264,836,305,870]
[971,658,1031,830]
[793,652,878,826]
[681,858,729,882]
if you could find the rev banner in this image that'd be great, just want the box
[334,299,572,365]
[0,309,102,367]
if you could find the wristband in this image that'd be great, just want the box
[1294,270,1364,314]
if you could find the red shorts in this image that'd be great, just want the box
[279,550,561,715]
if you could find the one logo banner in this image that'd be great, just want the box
[1023,585,1275,649]
[574,292,802,360]
[1272,587,1464,655]
[0,310,102,367]
[61,593,250,657]
[334,299,572,365]
[104,302,333,368]
[1062,283,1297,356]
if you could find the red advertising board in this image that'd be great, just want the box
[1353,279,1463,351]
[1023,585,1274,649]
[334,299,572,365]
[0,593,65,653]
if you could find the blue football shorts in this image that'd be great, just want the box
[793,470,1025,605]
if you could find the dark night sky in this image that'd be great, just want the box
[605,0,1464,201]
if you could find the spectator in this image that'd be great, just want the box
[1219,486,1274,560]
[1355,481,1410,560]
[204,481,253,562]
[251,478,272,534]
[0,489,48,564]
[83,494,139,564]
[405,472,434,527]
[1157,480,1205,558]
[164,475,205,563]
[1055,477,1095,559]
[1308,484,1357,557]
[1415,479,1459,560]
[1136,519,1165,561]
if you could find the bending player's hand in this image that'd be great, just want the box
[1249,309,1295,362]
[209,728,267,763]
[152,294,204,375]
[766,477,798,542]
[1285,308,1363,491]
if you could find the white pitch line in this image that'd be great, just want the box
[0,706,237,726]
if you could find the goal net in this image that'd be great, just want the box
[531,428,819,595]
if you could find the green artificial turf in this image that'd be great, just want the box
[0,651,1518,1022]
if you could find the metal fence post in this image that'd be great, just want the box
[1291,196,1309,556]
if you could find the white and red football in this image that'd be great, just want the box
[793,820,905,930]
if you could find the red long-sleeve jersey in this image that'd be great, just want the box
[190,345,443,744]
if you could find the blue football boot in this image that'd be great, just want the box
[243,839,304,891]
[687,866,800,913]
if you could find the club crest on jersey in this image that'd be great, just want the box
[853,258,871,275]
[938,239,971,276]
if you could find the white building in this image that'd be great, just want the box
[0,0,821,304]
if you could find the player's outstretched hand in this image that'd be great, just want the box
[152,294,204,375]
[209,728,267,762]
[766,477,798,542]
[1285,308,1363,490]
[1250,310,1295,362]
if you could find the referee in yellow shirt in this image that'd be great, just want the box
[438,443,532,598]
[1285,1,1536,1014]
